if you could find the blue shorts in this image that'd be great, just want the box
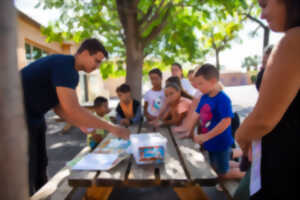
[208,148,231,175]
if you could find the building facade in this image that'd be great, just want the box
[16,10,109,103]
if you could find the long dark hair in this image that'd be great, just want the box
[166,76,193,100]
[283,0,300,29]
[172,63,184,78]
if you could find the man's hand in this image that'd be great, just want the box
[79,127,94,134]
[193,134,208,145]
[111,126,130,140]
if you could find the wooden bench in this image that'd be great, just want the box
[30,146,91,200]
[220,179,240,200]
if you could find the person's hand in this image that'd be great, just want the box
[247,145,253,162]
[173,126,188,133]
[236,132,251,156]
[120,119,130,126]
[149,119,162,127]
[193,134,208,145]
[177,131,191,139]
[112,126,130,140]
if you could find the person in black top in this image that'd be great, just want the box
[255,44,274,91]
[21,38,130,195]
[236,0,300,199]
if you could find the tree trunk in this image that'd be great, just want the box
[215,49,221,70]
[126,44,144,101]
[117,0,144,101]
[263,27,270,51]
[0,1,29,199]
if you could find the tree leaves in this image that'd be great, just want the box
[37,0,256,76]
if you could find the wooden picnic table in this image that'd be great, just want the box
[67,123,218,196]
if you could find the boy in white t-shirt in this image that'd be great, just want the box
[144,68,165,121]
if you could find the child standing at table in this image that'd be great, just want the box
[174,64,244,180]
[144,68,165,122]
[116,83,142,126]
[161,83,192,126]
[85,96,111,149]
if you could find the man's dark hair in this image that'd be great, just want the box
[149,68,162,78]
[93,96,108,107]
[116,83,131,93]
[282,0,300,29]
[195,63,219,81]
[76,38,108,58]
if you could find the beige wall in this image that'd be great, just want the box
[16,12,73,70]
[220,72,251,87]
[15,11,111,103]
[103,77,126,98]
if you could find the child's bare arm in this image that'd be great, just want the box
[194,117,231,144]
[163,110,185,126]
[173,111,199,133]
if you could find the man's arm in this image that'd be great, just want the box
[55,87,130,139]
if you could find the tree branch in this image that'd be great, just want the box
[141,0,165,31]
[139,2,155,25]
[116,0,128,32]
[246,14,268,29]
[142,3,171,47]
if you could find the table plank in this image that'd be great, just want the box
[68,171,99,187]
[127,124,188,186]
[125,125,158,186]
[158,127,188,186]
[169,127,218,186]
[95,126,136,187]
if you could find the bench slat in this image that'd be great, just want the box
[171,130,218,186]
[31,146,91,200]
[158,127,188,186]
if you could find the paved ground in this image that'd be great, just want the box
[45,85,258,200]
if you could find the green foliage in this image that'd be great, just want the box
[37,0,250,77]
[242,55,261,71]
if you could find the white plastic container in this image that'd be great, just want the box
[129,133,167,165]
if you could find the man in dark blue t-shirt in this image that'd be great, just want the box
[21,38,130,195]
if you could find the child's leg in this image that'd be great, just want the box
[210,149,245,179]
[222,167,246,179]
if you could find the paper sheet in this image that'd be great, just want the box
[72,153,119,171]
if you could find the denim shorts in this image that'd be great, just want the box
[209,148,231,175]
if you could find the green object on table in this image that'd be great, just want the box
[66,156,84,167]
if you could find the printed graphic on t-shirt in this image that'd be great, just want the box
[151,96,163,115]
[199,104,213,133]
